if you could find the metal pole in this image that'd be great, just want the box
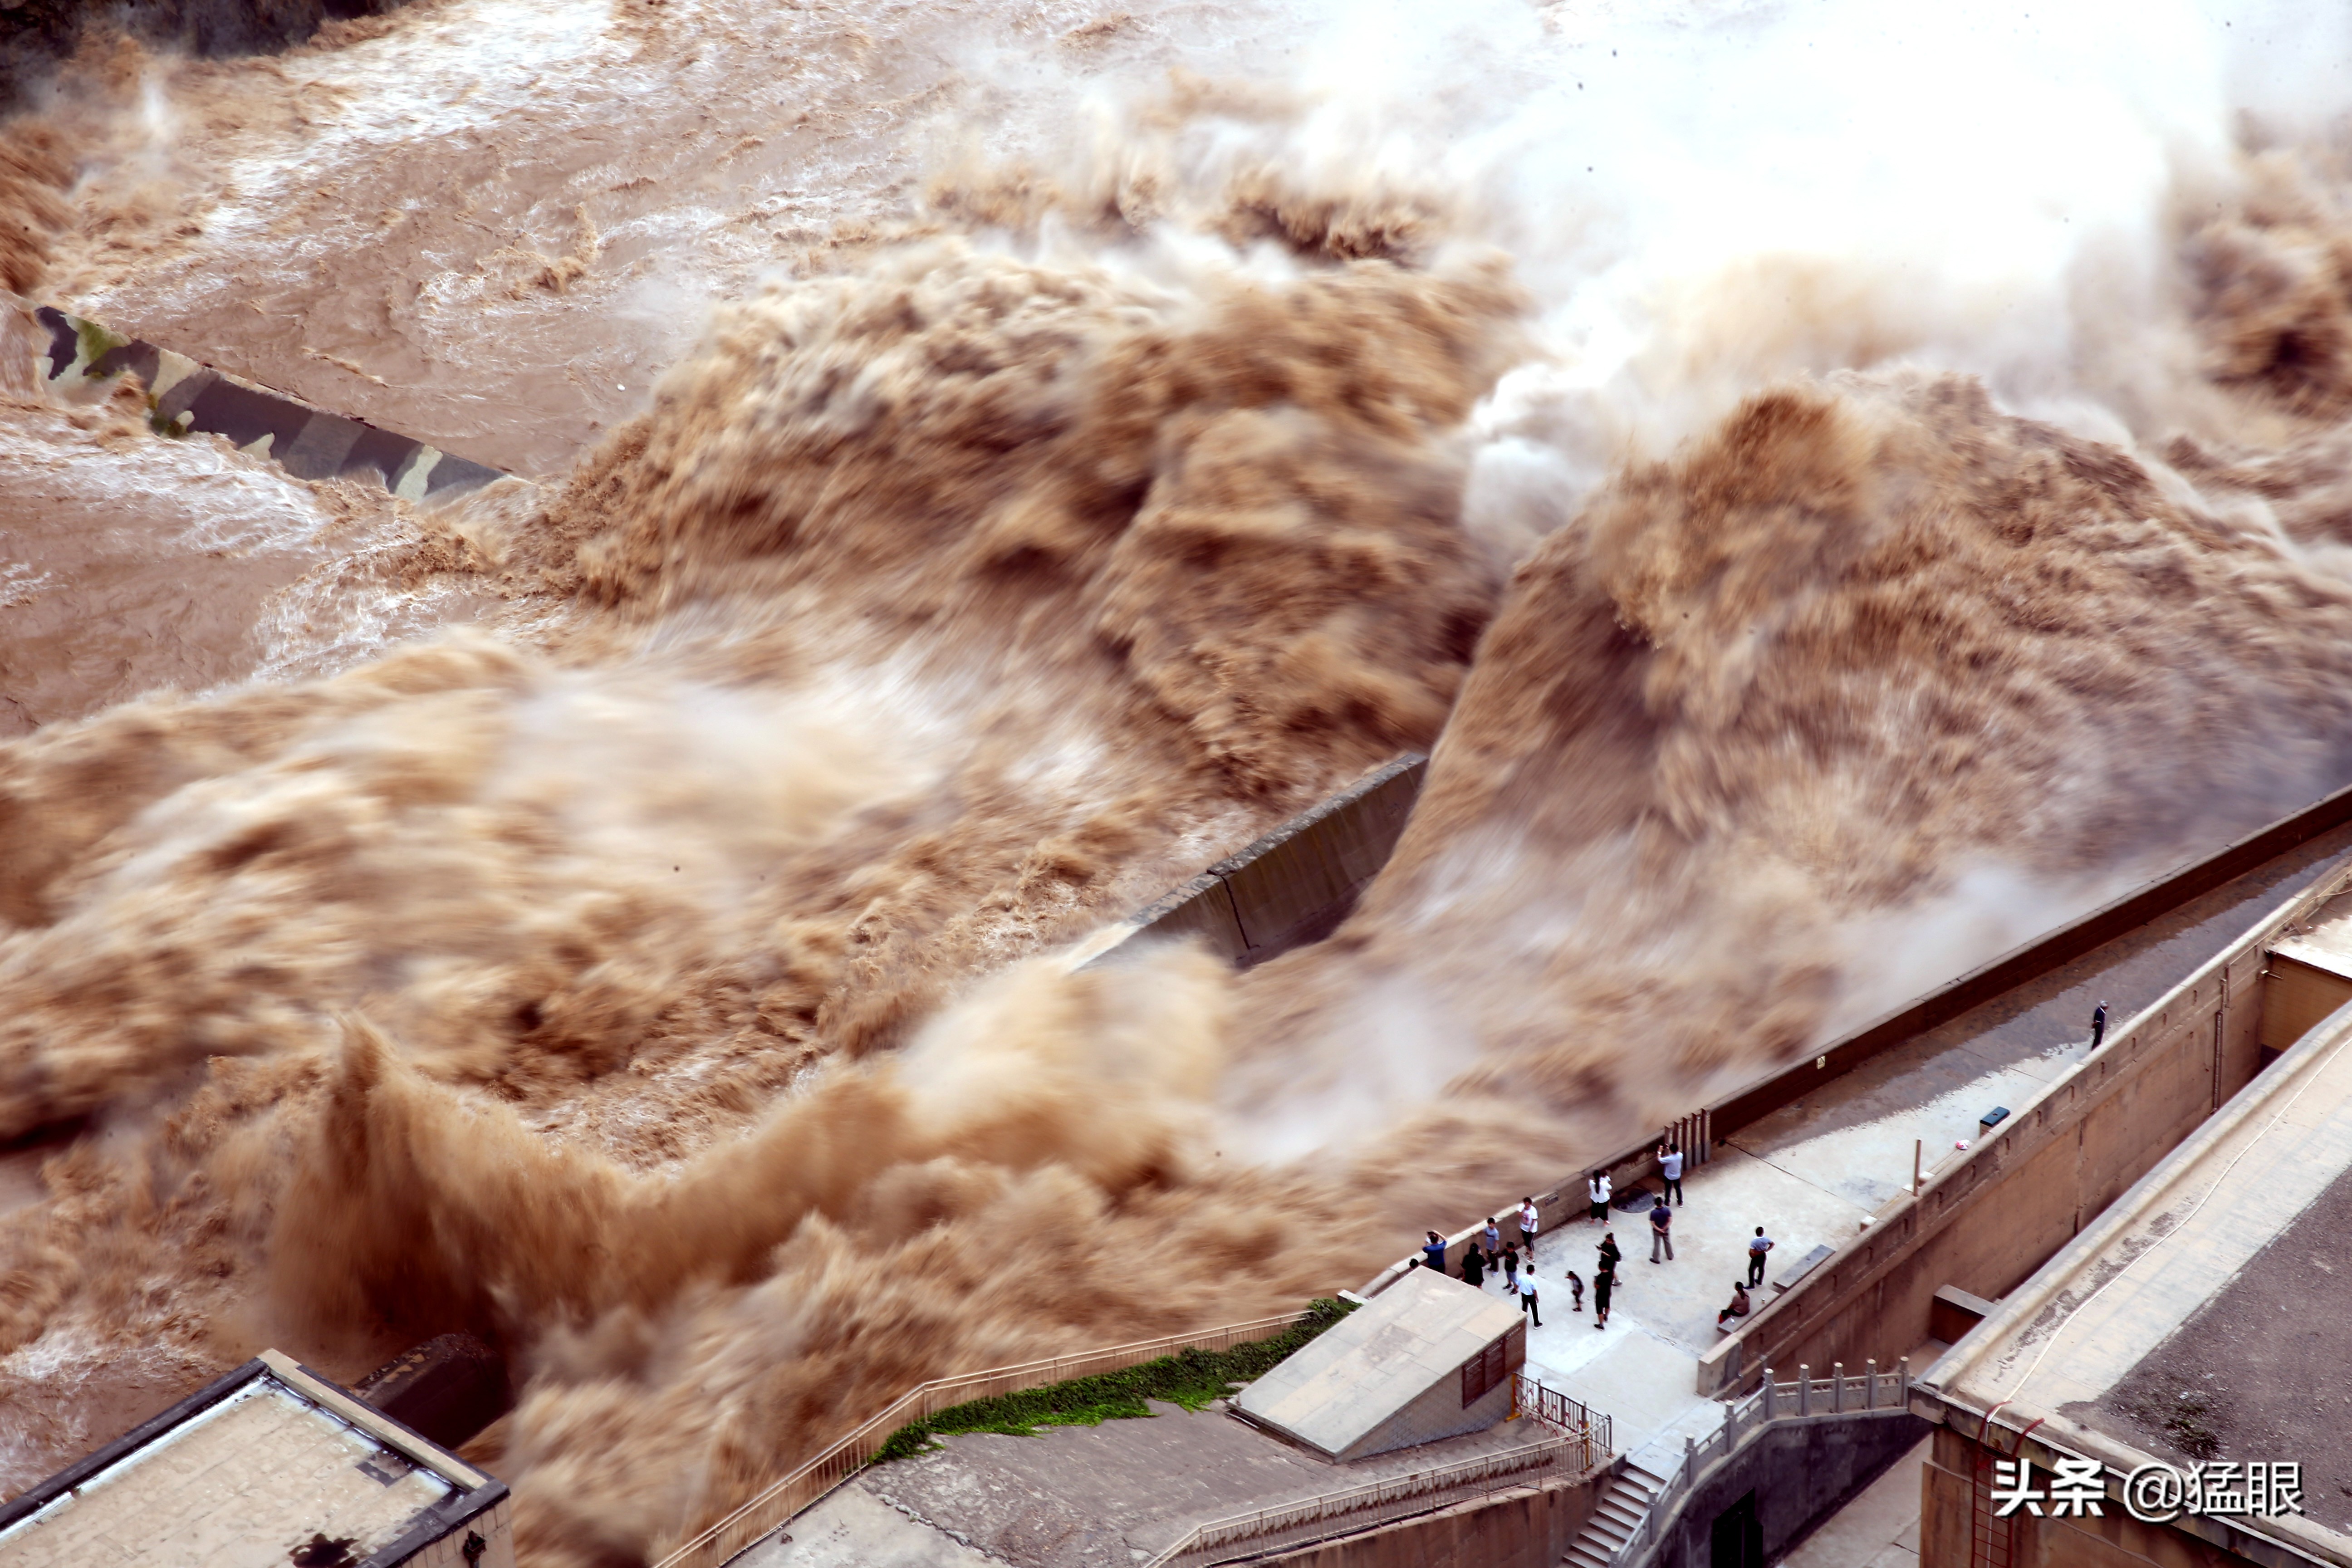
[1833,1362,1845,1413]
[1762,1367,1775,1421]
[1798,1365,1810,1417]
[1913,1138,1923,1195]
[1684,1433,1696,1489]
[1898,1356,1911,1402]
[1866,1359,1878,1408]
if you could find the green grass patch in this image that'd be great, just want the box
[870,1297,1357,1464]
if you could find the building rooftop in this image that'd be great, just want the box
[1235,1269,1524,1460]
[0,1350,510,1568]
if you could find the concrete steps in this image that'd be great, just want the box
[1561,1461,1666,1568]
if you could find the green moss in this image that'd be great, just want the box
[870,1297,1357,1465]
[72,315,131,376]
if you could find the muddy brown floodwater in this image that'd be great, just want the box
[6,2,2352,1564]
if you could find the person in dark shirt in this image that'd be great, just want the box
[1462,1245,1486,1288]
[1592,1264,1615,1328]
[1747,1227,1775,1287]
[1648,1196,1675,1263]
[2091,1000,2109,1050]
[1597,1230,1622,1275]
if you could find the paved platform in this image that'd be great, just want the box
[1502,1142,1875,1475]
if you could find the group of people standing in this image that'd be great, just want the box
[1578,1138,1686,1329]
[1416,1140,1782,1338]
[1421,1196,1553,1323]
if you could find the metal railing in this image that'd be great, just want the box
[1607,1358,1912,1566]
[1514,1372,1612,1470]
[1145,1435,1583,1568]
[1661,1109,1714,1173]
[650,1311,1314,1568]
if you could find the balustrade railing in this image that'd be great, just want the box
[1142,1372,1610,1568]
[1606,1357,1911,1566]
[1145,1435,1579,1568]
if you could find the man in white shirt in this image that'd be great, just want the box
[1656,1141,1685,1205]
[1518,1197,1541,1259]
[1747,1228,1774,1288]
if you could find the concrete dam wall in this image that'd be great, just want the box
[1092,754,1428,971]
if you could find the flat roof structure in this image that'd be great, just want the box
[1235,1268,1526,1461]
[0,1350,513,1568]
[1907,978,2352,1566]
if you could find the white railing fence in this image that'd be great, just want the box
[1145,1436,1576,1568]
[650,1312,1315,1568]
[1607,1357,1913,1566]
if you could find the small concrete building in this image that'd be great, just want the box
[1235,1267,1528,1461]
[0,1349,513,1568]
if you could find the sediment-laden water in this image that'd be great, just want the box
[5,1,2352,1561]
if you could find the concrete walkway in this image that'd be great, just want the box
[1778,1436,1927,1568]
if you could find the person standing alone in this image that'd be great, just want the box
[1746,1227,1774,1288]
[1518,1196,1541,1260]
[1649,1195,1675,1263]
[2091,1000,2109,1050]
[1657,1140,1685,1205]
[1519,1260,1543,1327]
[1587,1170,1612,1224]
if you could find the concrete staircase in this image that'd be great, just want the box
[1562,1460,1666,1568]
